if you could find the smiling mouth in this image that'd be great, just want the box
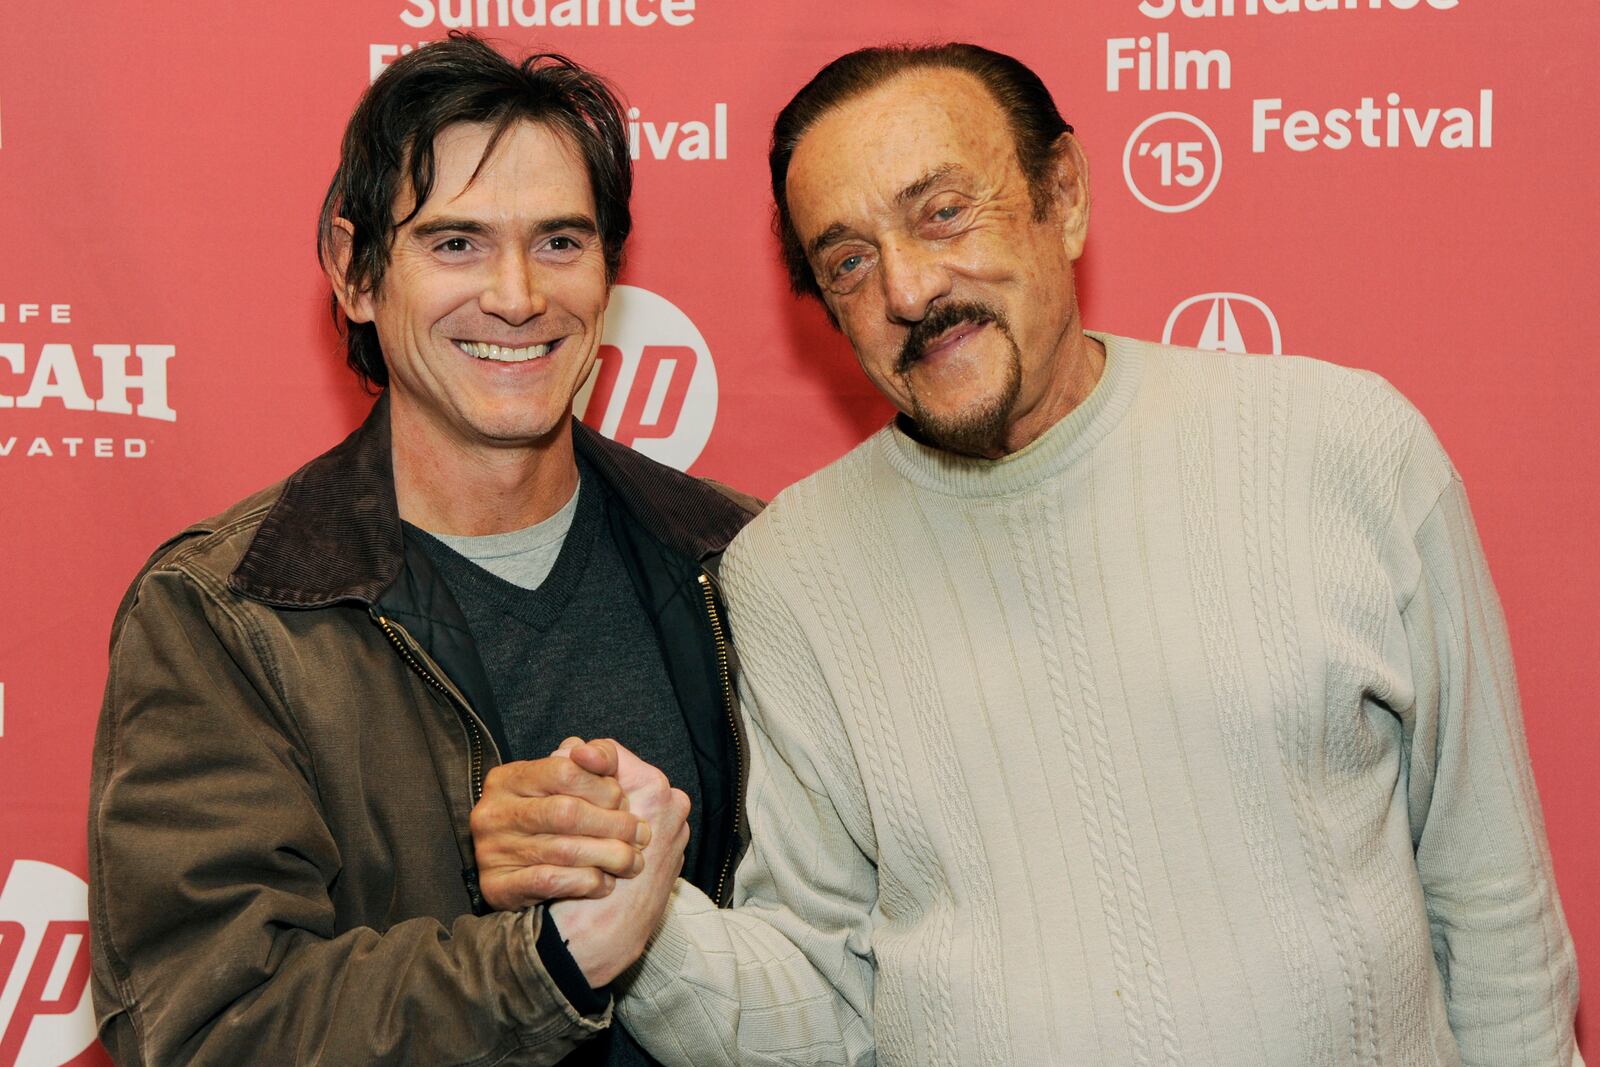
[899,322,987,373]
[920,322,983,360]
[456,339,559,363]
[896,301,1002,374]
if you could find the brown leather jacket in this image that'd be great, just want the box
[88,398,758,1066]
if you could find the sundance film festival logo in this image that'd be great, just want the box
[0,862,95,1067]
[1111,0,1484,215]
[1163,293,1282,354]
[574,285,716,470]
[399,0,695,28]
[0,301,173,461]
[374,0,699,81]
[367,44,733,161]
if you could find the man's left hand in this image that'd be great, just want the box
[549,740,691,987]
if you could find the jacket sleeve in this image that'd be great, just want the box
[88,563,608,1067]
[614,541,878,1066]
[1398,467,1581,1066]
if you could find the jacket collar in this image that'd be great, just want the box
[570,419,755,564]
[229,394,755,608]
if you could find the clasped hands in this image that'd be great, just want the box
[469,737,691,986]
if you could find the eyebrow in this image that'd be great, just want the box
[894,163,965,206]
[409,214,599,240]
[804,164,969,261]
[806,222,853,262]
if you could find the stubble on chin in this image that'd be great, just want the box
[891,299,1026,459]
[908,372,1019,458]
[904,326,1024,459]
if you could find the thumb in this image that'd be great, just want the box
[570,738,620,777]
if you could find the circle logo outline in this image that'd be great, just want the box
[1122,111,1224,214]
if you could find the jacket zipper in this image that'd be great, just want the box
[373,611,499,913]
[373,612,490,804]
[697,570,744,907]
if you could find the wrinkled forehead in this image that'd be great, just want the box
[785,69,1017,237]
[392,117,588,221]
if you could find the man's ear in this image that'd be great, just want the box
[1050,133,1092,262]
[324,218,376,324]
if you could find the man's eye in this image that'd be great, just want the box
[932,205,963,222]
[819,249,872,295]
[544,235,585,255]
[437,237,472,254]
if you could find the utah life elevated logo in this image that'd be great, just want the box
[0,861,95,1067]
[574,285,716,470]
[0,302,174,461]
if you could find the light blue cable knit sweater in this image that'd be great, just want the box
[617,333,1580,1066]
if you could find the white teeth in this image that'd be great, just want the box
[458,340,552,362]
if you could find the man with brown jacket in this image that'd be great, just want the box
[88,36,754,1066]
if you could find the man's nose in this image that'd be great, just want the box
[479,250,547,324]
[878,238,952,325]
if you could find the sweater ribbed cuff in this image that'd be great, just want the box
[617,897,695,1000]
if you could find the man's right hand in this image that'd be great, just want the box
[470,739,651,910]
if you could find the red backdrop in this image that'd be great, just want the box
[1,3,1594,1063]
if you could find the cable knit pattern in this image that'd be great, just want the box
[833,460,960,1066]
[1311,367,1427,1066]
[1005,498,1150,1063]
[844,471,1013,1064]
[1175,351,1336,1062]
[1240,362,1365,1067]
[616,334,1580,1067]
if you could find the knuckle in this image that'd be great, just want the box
[545,836,581,867]
[470,798,508,833]
[575,869,605,899]
[526,866,562,900]
[549,757,583,789]
[544,794,582,831]
[479,881,509,910]
[635,778,670,810]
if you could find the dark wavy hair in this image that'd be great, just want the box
[317,33,632,389]
[769,43,1072,304]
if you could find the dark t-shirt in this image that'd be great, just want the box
[409,469,703,1067]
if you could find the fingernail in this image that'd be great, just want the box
[633,852,646,876]
[635,822,652,847]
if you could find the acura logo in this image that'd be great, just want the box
[1162,293,1282,355]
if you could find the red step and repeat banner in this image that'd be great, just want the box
[1,3,1595,1062]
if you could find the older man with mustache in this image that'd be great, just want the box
[508,42,1582,1066]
